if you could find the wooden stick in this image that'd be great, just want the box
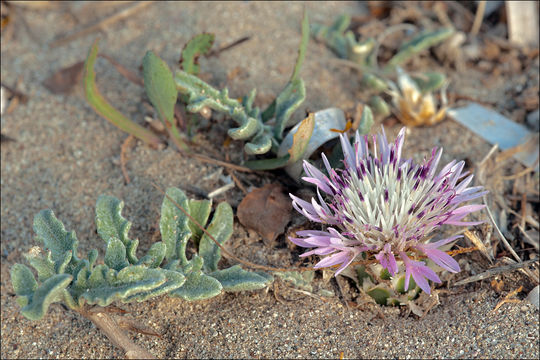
[453,259,538,286]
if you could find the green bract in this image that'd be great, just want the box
[10,188,273,320]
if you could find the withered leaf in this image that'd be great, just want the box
[42,61,84,94]
[237,183,292,246]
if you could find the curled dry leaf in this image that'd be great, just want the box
[237,183,292,246]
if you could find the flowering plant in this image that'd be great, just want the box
[290,127,487,294]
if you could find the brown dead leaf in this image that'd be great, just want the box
[42,61,84,94]
[237,183,292,246]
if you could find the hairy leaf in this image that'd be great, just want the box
[160,187,191,263]
[33,210,78,265]
[11,264,38,298]
[275,270,315,292]
[169,271,222,301]
[199,202,234,273]
[81,265,166,307]
[24,248,55,282]
[273,78,306,140]
[180,33,215,75]
[187,199,212,245]
[137,242,167,268]
[210,265,272,292]
[357,105,374,135]
[290,11,309,82]
[21,274,72,320]
[104,238,129,271]
[125,269,185,302]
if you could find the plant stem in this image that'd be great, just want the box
[78,308,155,359]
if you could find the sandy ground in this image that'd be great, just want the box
[1,2,538,359]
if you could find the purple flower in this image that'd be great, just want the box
[290,127,487,294]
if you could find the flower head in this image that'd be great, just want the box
[290,127,487,294]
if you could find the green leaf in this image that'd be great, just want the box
[81,265,166,307]
[104,238,129,271]
[95,195,138,264]
[385,28,454,70]
[369,96,390,118]
[198,202,234,273]
[411,72,446,93]
[244,155,290,170]
[274,270,314,292]
[95,195,131,245]
[33,210,78,265]
[290,11,309,82]
[24,248,55,282]
[366,286,392,305]
[83,40,162,147]
[126,269,185,302]
[137,242,167,268]
[357,105,374,135]
[287,113,314,164]
[143,51,178,125]
[21,274,72,320]
[180,33,215,75]
[11,264,38,298]
[273,78,306,140]
[187,199,212,245]
[160,187,192,263]
[244,129,273,155]
[361,73,388,92]
[169,271,222,301]
[210,265,273,292]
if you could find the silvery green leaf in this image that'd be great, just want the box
[33,210,78,265]
[411,72,446,93]
[187,198,212,245]
[95,195,131,246]
[275,270,314,292]
[198,202,234,273]
[104,238,129,271]
[24,248,55,282]
[369,96,390,118]
[180,33,215,76]
[357,105,374,135]
[160,187,191,264]
[81,265,166,307]
[137,242,166,268]
[386,28,454,69]
[210,265,273,292]
[169,271,222,301]
[125,269,185,302]
[11,263,37,298]
[273,78,306,140]
[21,274,72,320]
[361,73,388,92]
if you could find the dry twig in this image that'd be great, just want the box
[50,1,154,48]
[453,259,538,286]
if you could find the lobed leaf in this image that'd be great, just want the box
[386,28,454,70]
[160,187,191,264]
[81,265,167,307]
[275,270,314,292]
[169,271,222,301]
[187,199,212,245]
[33,210,78,265]
[198,202,234,273]
[24,248,55,282]
[273,78,306,140]
[104,238,129,271]
[11,264,37,298]
[210,265,273,292]
[125,269,185,302]
[137,242,167,268]
[21,274,72,320]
